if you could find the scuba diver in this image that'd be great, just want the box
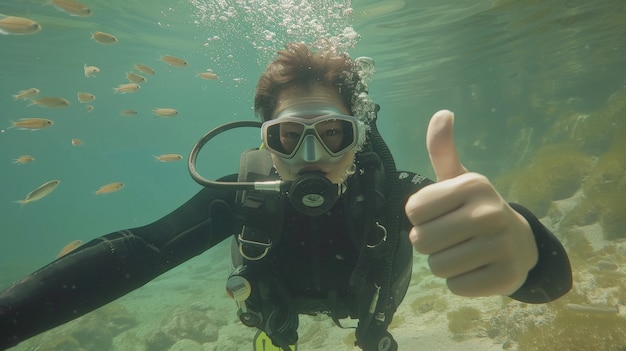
[0,42,572,351]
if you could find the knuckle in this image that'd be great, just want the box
[464,172,495,193]
[446,277,474,297]
[465,172,489,185]
[409,227,432,255]
[427,254,447,277]
[404,196,418,219]
[474,203,509,230]
[495,264,523,294]
[408,227,420,246]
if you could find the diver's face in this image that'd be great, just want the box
[269,84,356,184]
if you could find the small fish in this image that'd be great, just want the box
[0,15,42,35]
[152,108,178,117]
[95,182,124,195]
[57,240,83,258]
[113,83,140,94]
[52,0,93,17]
[14,180,60,205]
[84,63,100,78]
[71,138,84,147]
[9,118,54,130]
[77,92,96,103]
[13,155,35,164]
[126,71,147,84]
[120,109,138,116]
[197,71,219,80]
[160,55,188,67]
[134,63,155,75]
[29,97,70,108]
[91,31,118,44]
[154,154,183,162]
[13,88,40,100]
[85,105,94,112]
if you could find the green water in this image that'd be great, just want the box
[1,0,626,350]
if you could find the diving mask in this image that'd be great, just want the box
[189,107,359,216]
[261,108,359,165]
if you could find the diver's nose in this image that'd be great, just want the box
[300,134,325,162]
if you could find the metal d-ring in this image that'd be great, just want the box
[366,222,387,248]
[238,226,272,260]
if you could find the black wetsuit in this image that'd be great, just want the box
[0,172,572,350]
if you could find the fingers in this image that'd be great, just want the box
[410,187,507,254]
[409,205,476,255]
[446,261,525,297]
[427,233,508,278]
[412,222,524,297]
[405,172,493,226]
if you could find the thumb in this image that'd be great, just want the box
[426,110,467,181]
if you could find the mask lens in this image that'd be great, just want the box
[314,119,355,154]
[265,122,304,156]
[263,115,357,158]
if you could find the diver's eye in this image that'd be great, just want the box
[321,129,340,137]
[282,131,301,140]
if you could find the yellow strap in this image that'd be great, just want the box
[253,330,297,351]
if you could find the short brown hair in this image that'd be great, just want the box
[254,42,357,121]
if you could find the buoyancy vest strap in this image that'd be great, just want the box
[233,148,300,348]
[351,107,403,349]
[310,217,323,292]
[235,149,284,261]
[368,112,402,327]
[349,151,388,290]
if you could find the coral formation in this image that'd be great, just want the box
[496,142,593,217]
[446,306,483,339]
[498,85,626,239]
[570,91,626,156]
[560,143,626,240]
[486,300,552,344]
[410,293,449,314]
[516,309,626,351]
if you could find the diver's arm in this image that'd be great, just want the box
[399,172,572,303]
[0,175,238,350]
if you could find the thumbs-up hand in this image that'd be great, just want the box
[404,110,539,297]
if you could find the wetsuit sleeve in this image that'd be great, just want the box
[0,175,239,350]
[397,172,572,303]
[507,203,572,303]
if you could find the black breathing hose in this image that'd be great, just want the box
[188,120,276,191]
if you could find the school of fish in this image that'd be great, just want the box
[5,0,229,259]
